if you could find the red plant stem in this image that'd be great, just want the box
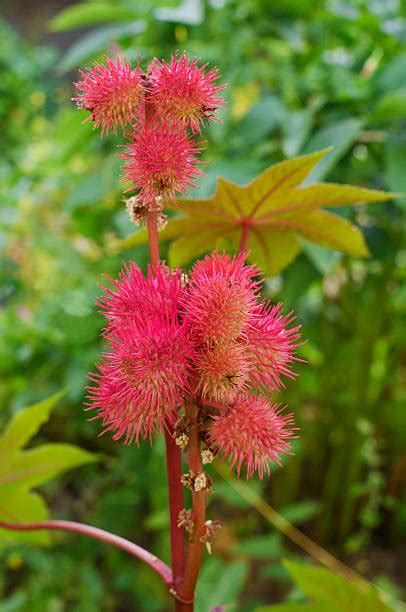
[165,427,187,588]
[0,519,173,586]
[147,206,161,273]
[178,403,207,610]
[239,221,250,252]
[146,203,186,601]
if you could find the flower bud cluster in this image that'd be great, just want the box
[87,252,301,478]
[74,53,225,206]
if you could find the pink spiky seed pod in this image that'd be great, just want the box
[119,123,204,204]
[148,52,226,132]
[194,342,252,403]
[208,394,296,479]
[247,303,302,392]
[86,315,194,444]
[74,56,144,136]
[184,252,261,344]
[86,262,194,444]
[97,262,184,331]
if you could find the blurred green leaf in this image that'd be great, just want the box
[281,107,318,157]
[371,89,406,122]
[58,22,146,72]
[195,558,247,612]
[236,534,283,559]
[48,2,138,31]
[238,95,286,147]
[278,501,320,525]
[376,53,406,92]
[255,560,394,611]
[214,477,264,509]
[386,138,406,208]
[301,241,341,276]
[303,119,363,181]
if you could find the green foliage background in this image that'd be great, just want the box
[0,0,405,609]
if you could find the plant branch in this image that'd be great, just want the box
[178,403,207,608]
[146,202,186,601]
[147,205,161,272]
[0,519,173,586]
[165,426,186,588]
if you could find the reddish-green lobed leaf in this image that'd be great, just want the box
[116,149,393,276]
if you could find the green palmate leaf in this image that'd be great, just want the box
[255,561,394,612]
[117,149,392,276]
[0,392,98,545]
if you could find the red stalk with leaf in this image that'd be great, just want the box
[0,52,391,610]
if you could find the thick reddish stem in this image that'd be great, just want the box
[178,404,207,610]
[0,519,172,585]
[147,206,161,273]
[165,427,186,588]
[146,204,186,605]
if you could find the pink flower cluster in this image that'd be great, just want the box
[74,53,225,205]
[87,253,301,478]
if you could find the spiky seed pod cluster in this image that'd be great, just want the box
[119,124,204,205]
[87,265,195,444]
[87,252,301,478]
[74,52,225,206]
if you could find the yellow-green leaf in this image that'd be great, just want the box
[298,210,369,257]
[245,227,301,277]
[116,149,393,276]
